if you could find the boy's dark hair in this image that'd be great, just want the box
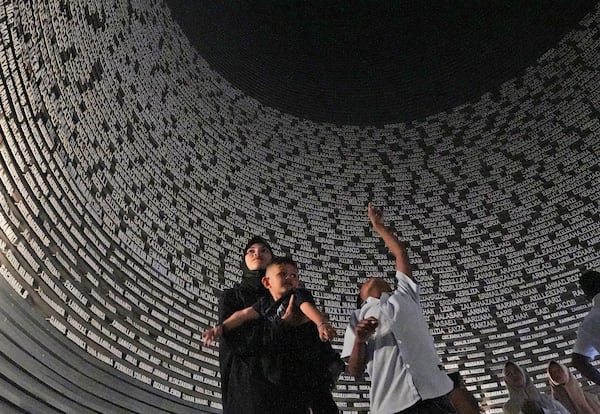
[268,256,297,269]
[579,270,600,300]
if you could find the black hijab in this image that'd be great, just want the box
[239,236,273,292]
[218,235,276,414]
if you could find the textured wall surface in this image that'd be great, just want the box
[1,0,600,413]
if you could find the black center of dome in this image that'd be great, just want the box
[166,0,597,126]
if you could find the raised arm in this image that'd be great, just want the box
[203,306,260,346]
[299,301,337,341]
[368,203,412,277]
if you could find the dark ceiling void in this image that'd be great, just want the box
[166,0,597,126]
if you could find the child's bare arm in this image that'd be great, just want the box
[224,306,260,330]
[368,203,412,278]
[299,302,337,341]
[202,306,260,346]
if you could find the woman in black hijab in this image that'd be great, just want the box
[218,236,342,413]
[218,236,274,414]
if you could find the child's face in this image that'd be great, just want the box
[263,263,299,298]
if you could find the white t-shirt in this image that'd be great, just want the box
[342,271,452,414]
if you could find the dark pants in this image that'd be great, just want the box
[395,395,456,414]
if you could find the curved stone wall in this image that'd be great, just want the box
[1,0,599,412]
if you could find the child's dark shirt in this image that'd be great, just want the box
[252,288,315,323]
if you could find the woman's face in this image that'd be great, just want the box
[244,243,272,270]
[549,363,568,385]
[504,364,525,388]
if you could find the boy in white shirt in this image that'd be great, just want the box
[342,203,454,414]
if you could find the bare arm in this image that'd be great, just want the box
[347,317,378,378]
[223,306,260,330]
[572,353,600,385]
[368,203,412,277]
[202,306,260,346]
[299,301,337,341]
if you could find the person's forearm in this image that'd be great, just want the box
[219,295,264,355]
[222,307,258,331]
[573,353,600,385]
[372,223,401,254]
[372,223,411,275]
[300,302,329,326]
[347,340,367,378]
